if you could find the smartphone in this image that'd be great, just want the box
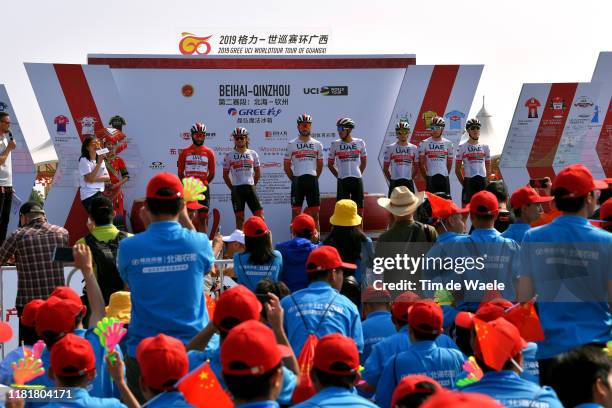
[8,131,13,141]
[255,293,270,303]
[53,246,74,262]
[529,178,550,189]
[96,147,109,156]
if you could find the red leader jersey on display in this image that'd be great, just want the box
[177,144,216,184]
[105,156,129,216]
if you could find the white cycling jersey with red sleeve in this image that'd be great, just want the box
[327,138,367,179]
[383,142,418,180]
[455,142,491,178]
[223,149,260,186]
[284,137,324,177]
[417,137,454,177]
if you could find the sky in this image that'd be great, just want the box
[1,0,610,162]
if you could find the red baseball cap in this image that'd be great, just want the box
[50,333,95,377]
[186,201,204,210]
[408,301,443,335]
[470,191,499,216]
[552,164,608,197]
[50,286,86,316]
[213,285,262,333]
[391,291,421,323]
[390,375,441,407]
[36,296,82,336]
[291,213,316,234]
[243,216,269,238]
[427,192,470,219]
[21,299,44,327]
[306,246,356,273]
[221,320,291,376]
[454,311,475,329]
[136,334,188,391]
[146,172,184,200]
[601,198,612,221]
[455,300,512,329]
[421,390,504,408]
[313,333,360,375]
[510,186,553,209]
[473,317,528,367]
[361,285,392,303]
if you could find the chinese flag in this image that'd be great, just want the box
[177,362,233,408]
[474,317,516,371]
[205,294,216,319]
[504,302,545,342]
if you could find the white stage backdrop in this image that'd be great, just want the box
[499,82,602,194]
[590,52,612,178]
[0,86,36,233]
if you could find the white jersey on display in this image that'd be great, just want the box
[284,137,324,177]
[417,137,454,177]
[455,142,491,178]
[383,142,418,180]
[223,148,260,186]
[327,138,367,179]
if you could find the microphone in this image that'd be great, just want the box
[8,131,13,141]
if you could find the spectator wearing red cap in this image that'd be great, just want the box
[590,178,612,221]
[461,318,562,407]
[361,286,396,364]
[360,292,457,395]
[376,301,465,408]
[550,345,612,408]
[185,285,298,405]
[280,245,364,356]
[501,186,553,243]
[420,390,503,408]
[595,197,612,233]
[117,172,214,401]
[221,320,291,407]
[485,180,515,233]
[517,164,612,385]
[293,333,378,408]
[38,333,132,408]
[390,375,441,408]
[234,216,283,291]
[276,213,320,292]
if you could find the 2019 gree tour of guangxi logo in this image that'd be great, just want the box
[179,33,213,55]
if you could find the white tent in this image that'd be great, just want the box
[476,95,500,155]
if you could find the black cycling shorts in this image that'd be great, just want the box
[231,185,263,214]
[462,175,488,205]
[337,177,364,209]
[426,175,451,195]
[388,178,415,197]
[291,175,320,209]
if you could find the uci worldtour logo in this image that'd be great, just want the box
[303,86,348,96]
[227,107,282,117]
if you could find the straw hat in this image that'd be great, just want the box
[329,199,362,227]
[377,186,424,217]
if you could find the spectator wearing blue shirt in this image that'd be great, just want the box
[517,164,612,385]
[376,301,466,408]
[501,186,553,243]
[221,320,294,408]
[117,172,214,402]
[38,334,130,408]
[390,375,441,408]
[276,213,319,292]
[280,246,364,356]
[360,286,396,364]
[186,285,298,405]
[235,216,283,291]
[462,318,563,408]
[550,345,612,408]
[293,334,377,408]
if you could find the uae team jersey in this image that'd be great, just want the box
[417,137,454,176]
[383,142,418,180]
[327,138,367,179]
[177,144,216,184]
[455,142,491,178]
[223,148,260,186]
[284,137,324,177]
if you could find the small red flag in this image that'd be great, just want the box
[205,294,216,319]
[504,302,545,342]
[474,318,516,371]
[177,362,233,408]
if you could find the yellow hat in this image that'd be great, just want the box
[105,291,131,324]
[329,199,362,227]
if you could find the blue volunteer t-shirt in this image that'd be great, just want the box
[461,371,563,407]
[361,311,396,364]
[234,250,283,291]
[141,390,194,407]
[375,341,466,408]
[521,215,612,359]
[187,348,296,405]
[280,281,364,355]
[37,388,125,408]
[293,386,378,408]
[501,221,531,243]
[276,237,319,292]
[118,221,214,357]
[362,325,459,388]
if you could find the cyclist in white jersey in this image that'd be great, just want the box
[284,113,324,225]
[455,118,492,205]
[222,127,263,229]
[417,116,454,195]
[328,117,367,214]
[383,121,419,196]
